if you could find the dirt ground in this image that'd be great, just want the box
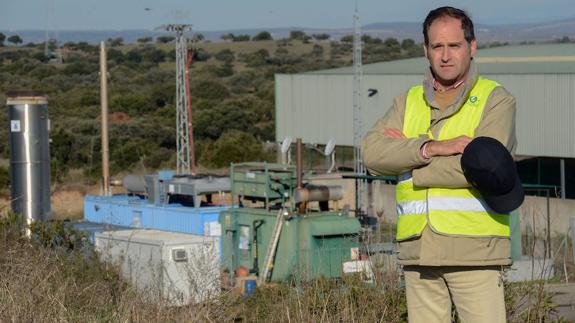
[49,189,89,220]
[546,283,575,321]
[0,185,109,221]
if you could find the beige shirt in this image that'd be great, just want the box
[361,61,517,266]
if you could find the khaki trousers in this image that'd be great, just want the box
[403,266,506,323]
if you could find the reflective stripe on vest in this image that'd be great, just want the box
[395,77,510,241]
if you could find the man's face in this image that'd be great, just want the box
[423,16,477,86]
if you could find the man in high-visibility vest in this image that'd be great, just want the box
[362,6,521,323]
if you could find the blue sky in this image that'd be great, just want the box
[0,0,573,31]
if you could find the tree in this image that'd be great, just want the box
[125,49,142,63]
[0,32,5,46]
[194,96,270,141]
[340,35,353,43]
[252,31,272,41]
[137,36,153,44]
[50,128,74,181]
[192,79,231,100]
[0,166,9,189]
[141,47,166,63]
[199,130,269,168]
[156,36,175,44]
[240,49,270,67]
[312,33,330,41]
[214,63,234,77]
[382,37,402,59]
[289,30,307,41]
[233,34,250,42]
[107,48,125,63]
[221,33,234,41]
[229,71,257,94]
[383,37,400,48]
[271,48,290,66]
[67,41,97,53]
[62,62,94,75]
[310,44,324,58]
[192,48,211,62]
[401,38,416,50]
[7,35,22,46]
[214,49,235,63]
[362,35,382,44]
[46,39,58,52]
[108,37,123,47]
[192,33,205,41]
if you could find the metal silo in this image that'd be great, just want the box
[6,91,52,230]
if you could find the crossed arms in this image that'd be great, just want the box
[361,87,517,189]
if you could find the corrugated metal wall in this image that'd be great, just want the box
[275,73,575,158]
[486,74,575,158]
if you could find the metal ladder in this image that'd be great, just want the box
[259,209,284,284]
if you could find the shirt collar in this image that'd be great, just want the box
[433,77,466,92]
[423,61,479,106]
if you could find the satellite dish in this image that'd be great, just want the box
[281,136,293,153]
[325,138,336,173]
[324,139,336,156]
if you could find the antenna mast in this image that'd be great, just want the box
[166,24,194,175]
[352,6,366,217]
[44,0,62,64]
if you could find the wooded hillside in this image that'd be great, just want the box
[0,32,424,185]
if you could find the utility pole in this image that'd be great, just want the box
[165,24,194,175]
[352,7,366,218]
[100,41,110,196]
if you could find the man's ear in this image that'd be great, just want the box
[470,39,477,58]
[423,43,428,59]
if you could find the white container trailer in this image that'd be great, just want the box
[95,229,219,306]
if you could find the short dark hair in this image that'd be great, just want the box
[423,6,475,46]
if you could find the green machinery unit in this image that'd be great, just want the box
[220,162,361,282]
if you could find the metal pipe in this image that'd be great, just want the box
[296,138,302,189]
[570,216,575,266]
[294,185,343,203]
[546,189,551,259]
[100,41,110,196]
[296,138,306,214]
[122,175,146,194]
[560,158,566,199]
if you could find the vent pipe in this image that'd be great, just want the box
[6,91,52,234]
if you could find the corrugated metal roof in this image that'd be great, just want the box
[308,43,575,75]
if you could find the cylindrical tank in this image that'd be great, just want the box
[7,91,52,228]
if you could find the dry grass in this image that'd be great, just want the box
[0,214,408,322]
[0,213,570,322]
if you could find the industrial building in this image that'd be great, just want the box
[275,43,575,197]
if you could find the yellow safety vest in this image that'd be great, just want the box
[396,77,510,241]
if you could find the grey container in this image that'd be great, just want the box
[95,229,220,306]
[6,91,51,226]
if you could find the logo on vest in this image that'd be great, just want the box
[469,96,478,104]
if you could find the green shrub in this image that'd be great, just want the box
[0,166,9,191]
[192,79,230,100]
[199,130,271,168]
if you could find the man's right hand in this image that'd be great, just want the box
[426,135,472,157]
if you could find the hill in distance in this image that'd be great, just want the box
[2,17,575,45]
